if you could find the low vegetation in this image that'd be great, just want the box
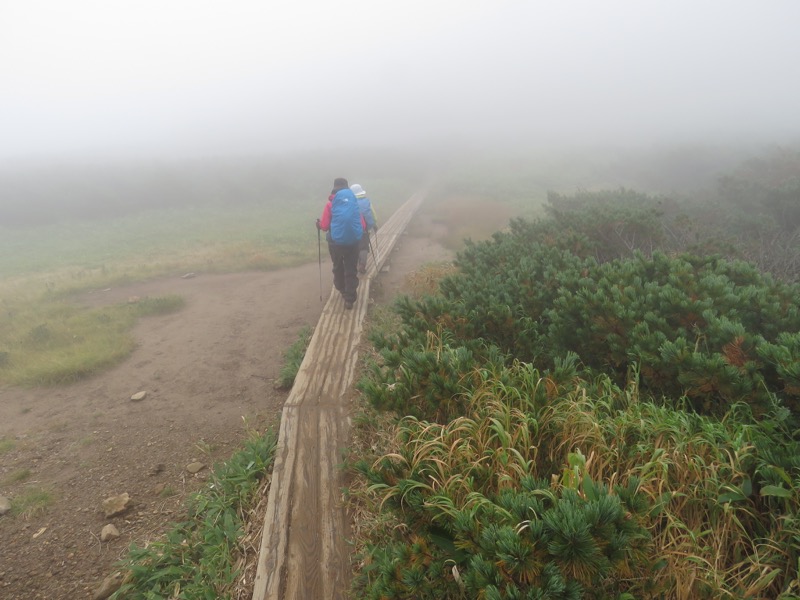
[276,325,313,389]
[4,468,32,484]
[0,437,15,455]
[0,293,185,386]
[11,487,54,520]
[352,151,800,599]
[110,429,278,599]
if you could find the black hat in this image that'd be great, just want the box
[332,177,349,191]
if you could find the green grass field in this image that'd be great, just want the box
[0,174,418,386]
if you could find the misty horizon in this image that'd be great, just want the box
[2,1,800,163]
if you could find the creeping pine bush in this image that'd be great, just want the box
[353,379,651,600]
[357,483,648,600]
[543,188,675,262]
[356,362,800,598]
[366,216,800,419]
[545,251,800,415]
[355,196,800,598]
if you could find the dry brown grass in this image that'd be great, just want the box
[402,262,457,298]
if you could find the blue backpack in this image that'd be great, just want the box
[329,189,363,245]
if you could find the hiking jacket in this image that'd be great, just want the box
[357,196,378,231]
[319,189,365,245]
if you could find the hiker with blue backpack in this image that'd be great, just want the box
[316,177,364,309]
[350,183,378,274]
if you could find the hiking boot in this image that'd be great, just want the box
[344,301,354,310]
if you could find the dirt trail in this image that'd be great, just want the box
[0,212,453,599]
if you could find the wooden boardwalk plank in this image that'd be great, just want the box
[251,192,424,600]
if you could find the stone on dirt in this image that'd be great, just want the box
[0,495,11,516]
[102,493,132,518]
[130,391,147,401]
[92,571,125,600]
[186,461,205,474]
[100,524,120,542]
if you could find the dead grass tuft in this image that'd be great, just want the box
[402,261,457,298]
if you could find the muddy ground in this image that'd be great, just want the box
[0,220,453,599]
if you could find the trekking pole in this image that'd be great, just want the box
[316,222,323,301]
[367,231,378,271]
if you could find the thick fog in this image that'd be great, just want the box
[2,0,799,161]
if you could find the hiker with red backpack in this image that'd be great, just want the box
[316,177,364,309]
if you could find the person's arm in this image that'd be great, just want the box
[319,200,332,231]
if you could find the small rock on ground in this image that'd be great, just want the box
[93,571,125,600]
[100,524,120,542]
[102,493,132,518]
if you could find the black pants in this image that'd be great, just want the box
[328,241,359,303]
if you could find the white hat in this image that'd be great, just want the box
[350,183,367,198]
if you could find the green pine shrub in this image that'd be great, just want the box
[364,215,800,419]
[354,363,800,598]
[543,188,674,262]
[360,323,510,422]
[353,375,651,599]
[545,251,800,415]
[355,186,800,598]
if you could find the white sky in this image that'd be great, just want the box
[1,0,799,160]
